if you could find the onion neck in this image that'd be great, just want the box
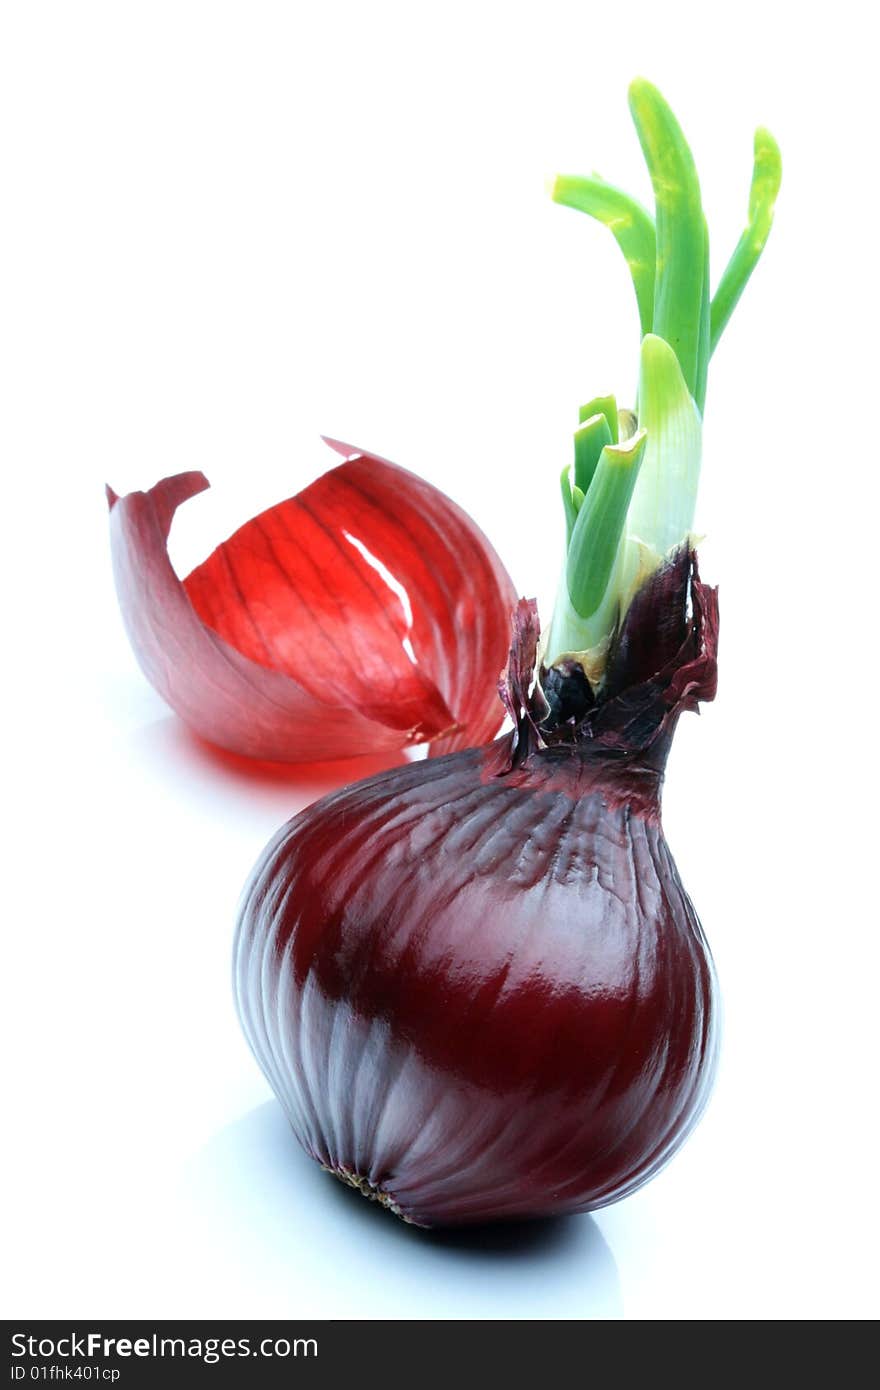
[494,549,718,798]
[490,735,667,816]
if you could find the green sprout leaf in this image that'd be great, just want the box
[560,466,578,545]
[552,174,656,338]
[574,412,613,495]
[710,127,782,354]
[628,78,710,411]
[628,333,702,557]
[578,394,619,441]
[566,429,648,620]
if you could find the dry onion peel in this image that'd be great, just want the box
[107,440,516,763]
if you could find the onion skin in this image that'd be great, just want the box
[107,440,515,763]
[234,550,721,1226]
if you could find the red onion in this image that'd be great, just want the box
[230,77,777,1227]
[234,549,720,1225]
[107,438,515,763]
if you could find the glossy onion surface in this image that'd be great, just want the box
[107,439,515,763]
[234,550,721,1225]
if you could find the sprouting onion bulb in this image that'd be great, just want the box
[234,80,780,1227]
[544,79,781,674]
[235,565,721,1227]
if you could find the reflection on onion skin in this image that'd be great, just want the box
[234,549,721,1227]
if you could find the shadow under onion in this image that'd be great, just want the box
[182,1103,623,1318]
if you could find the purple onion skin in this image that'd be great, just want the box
[234,734,718,1226]
[234,552,721,1227]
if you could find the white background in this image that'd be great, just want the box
[2,0,877,1320]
